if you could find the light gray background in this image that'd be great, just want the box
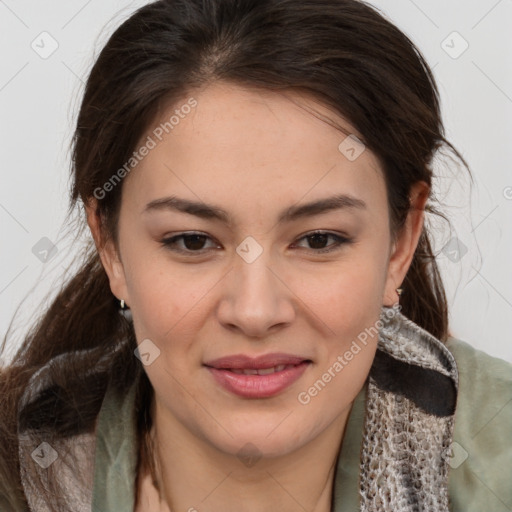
[1,0,511,363]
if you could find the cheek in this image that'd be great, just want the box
[122,247,211,341]
[299,252,386,391]
[303,254,387,329]
[297,283,382,422]
[300,340,376,430]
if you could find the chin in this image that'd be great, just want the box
[206,420,311,460]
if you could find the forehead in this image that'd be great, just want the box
[123,81,387,220]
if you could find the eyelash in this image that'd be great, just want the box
[160,230,353,256]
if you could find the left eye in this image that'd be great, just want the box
[161,231,352,255]
[292,231,352,253]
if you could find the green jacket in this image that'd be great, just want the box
[90,337,512,511]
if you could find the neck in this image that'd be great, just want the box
[142,399,353,512]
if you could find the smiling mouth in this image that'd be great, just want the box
[224,364,300,375]
[205,360,312,399]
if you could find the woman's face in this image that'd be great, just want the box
[92,81,425,459]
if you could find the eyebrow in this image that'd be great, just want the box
[143,193,367,225]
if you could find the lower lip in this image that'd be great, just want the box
[206,362,310,399]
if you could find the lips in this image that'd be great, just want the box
[229,364,296,375]
[204,353,312,398]
[204,353,309,370]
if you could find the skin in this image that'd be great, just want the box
[86,81,428,512]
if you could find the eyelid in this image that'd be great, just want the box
[291,230,353,254]
[160,230,353,255]
[160,231,220,255]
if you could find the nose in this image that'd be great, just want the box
[216,246,296,339]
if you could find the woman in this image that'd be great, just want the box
[1,0,511,511]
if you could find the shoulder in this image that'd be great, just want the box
[446,337,512,427]
[444,337,512,512]
[446,336,512,378]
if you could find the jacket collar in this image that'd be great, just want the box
[356,305,458,511]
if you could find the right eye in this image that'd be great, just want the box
[160,232,220,255]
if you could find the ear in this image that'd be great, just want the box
[382,181,430,307]
[85,199,130,307]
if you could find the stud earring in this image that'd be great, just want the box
[120,299,126,309]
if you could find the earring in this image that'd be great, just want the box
[118,298,132,321]
[382,288,404,311]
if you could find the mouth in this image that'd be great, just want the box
[226,364,300,375]
[204,353,312,399]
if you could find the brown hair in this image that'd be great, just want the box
[0,0,471,508]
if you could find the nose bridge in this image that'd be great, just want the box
[233,236,278,303]
[218,236,294,335]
